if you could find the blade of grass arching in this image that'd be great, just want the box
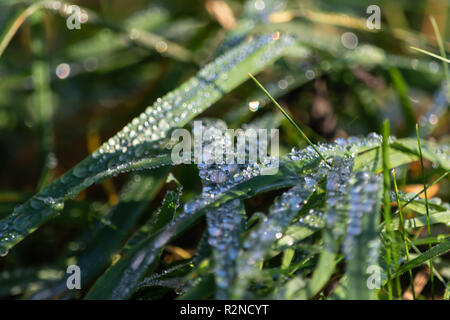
[408,240,449,291]
[29,168,170,299]
[388,211,450,231]
[0,33,294,255]
[411,235,449,246]
[394,171,449,213]
[392,169,415,299]
[382,120,394,299]
[248,73,332,166]
[353,146,418,173]
[388,68,415,135]
[390,138,450,170]
[396,195,449,216]
[415,124,435,299]
[0,1,45,58]
[390,238,450,281]
[85,185,182,299]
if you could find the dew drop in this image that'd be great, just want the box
[248,100,260,112]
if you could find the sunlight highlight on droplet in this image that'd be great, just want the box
[56,63,71,79]
[248,100,260,112]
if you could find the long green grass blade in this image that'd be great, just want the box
[381,120,393,299]
[248,72,332,166]
[392,169,414,299]
[0,33,294,255]
[390,238,450,280]
[415,124,435,299]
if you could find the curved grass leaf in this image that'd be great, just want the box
[390,238,450,280]
[391,139,450,171]
[0,33,294,255]
[389,211,450,231]
[0,1,45,57]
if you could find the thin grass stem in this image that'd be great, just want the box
[381,119,393,299]
[248,73,331,166]
[392,169,415,299]
[415,124,434,299]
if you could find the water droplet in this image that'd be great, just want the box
[248,100,260,112]
[56,63,71,79]
[341,32,358,49]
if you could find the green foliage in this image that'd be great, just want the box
[0,0,449,300]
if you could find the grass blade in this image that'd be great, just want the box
[0,33,294,255]
[390,238,450,280]
[381,119,393,299]
[415,124,435,299]
[391,169,415,299]
[248,72,331,166]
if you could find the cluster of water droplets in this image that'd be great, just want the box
[342,171,382,264]
[186,119,266,299]
[0,32,294,255]
[232,172,323,298]
[0,195,65,256]
[90,33,291,167]
[287,133,385,165]
[183,119,278,215]
[324,157,354,242]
